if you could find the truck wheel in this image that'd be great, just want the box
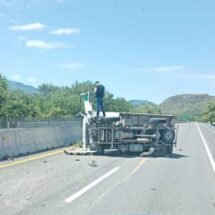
[158,140,173,157]
[167,144,173,156]
[160,129,175,145]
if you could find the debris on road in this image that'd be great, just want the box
[88,160,98,167]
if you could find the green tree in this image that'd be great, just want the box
[38,83,60,97]
[0,76,151,119]
[132,103,161,114]
[205,100,215,123]
[5,90,39,118]
[0,74,9,117]
[46,90,80,117]
[70,81,94,96]
[105,94,132,112]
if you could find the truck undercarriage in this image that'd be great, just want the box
[86,113,176,157]
[65,93,177,157]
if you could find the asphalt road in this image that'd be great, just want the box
[0,123,215,215]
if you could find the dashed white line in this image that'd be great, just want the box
[196,123,215,173]
[64,166,120,203]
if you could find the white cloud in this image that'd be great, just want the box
[63,63,86,69]
[9,22,45,31]
[27,77,37,83]
[50,28,80,35]
[151,65,184,72]
[11,75,21,81]
[26,40,66,49]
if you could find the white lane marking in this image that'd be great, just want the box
[203,123,215,133]
[196,124,215,173]
[64,166,120,203]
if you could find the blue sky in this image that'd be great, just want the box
[0,0,214,104]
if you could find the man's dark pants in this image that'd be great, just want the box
[96,97,105,117]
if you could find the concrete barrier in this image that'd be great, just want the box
[0,121,82,160]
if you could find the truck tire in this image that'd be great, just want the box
[149,118,167,124]
[157,140,173,157]
[167,144,173,156]
[160,129,175,145]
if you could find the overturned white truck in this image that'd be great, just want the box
[76,93,176,157]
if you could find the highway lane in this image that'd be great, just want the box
[0,123,215,215]
[200,123,215,164]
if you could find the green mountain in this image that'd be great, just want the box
[8,80,38,94]
[130,100,157,106]
[160,94,215,120]
[130,100,161,114]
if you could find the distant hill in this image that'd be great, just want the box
[160,94,215,120]
[130,100,157,106]
[130,100,161,114]
[8,80,38,94]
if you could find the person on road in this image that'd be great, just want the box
[94,81,106,117]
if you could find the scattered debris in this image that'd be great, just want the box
[88,160,98,167]
[26,196,32,201]
[64,147,96,155]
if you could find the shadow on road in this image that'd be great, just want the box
[168,153,189,159]
[96,153,140,159]
[95,152,189,159]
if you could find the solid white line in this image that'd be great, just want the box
[203,123,215,133]
[64,166,120,203]
[196,124,215,173]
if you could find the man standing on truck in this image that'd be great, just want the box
[94,81,106,117]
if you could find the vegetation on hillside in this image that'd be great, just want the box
[205,101,215,123]
[0,75,135,119]
[131,103,161,114]
[0,74,214,123]
[160,94,215,121]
